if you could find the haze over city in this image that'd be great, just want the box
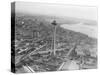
[16,2,97,21]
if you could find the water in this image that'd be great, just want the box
[60,23,97,38]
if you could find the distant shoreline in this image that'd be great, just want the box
[61,23,97,39]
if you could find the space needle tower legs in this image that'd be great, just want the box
[51,20,57,56]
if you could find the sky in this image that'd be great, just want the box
[16,2,97,21]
